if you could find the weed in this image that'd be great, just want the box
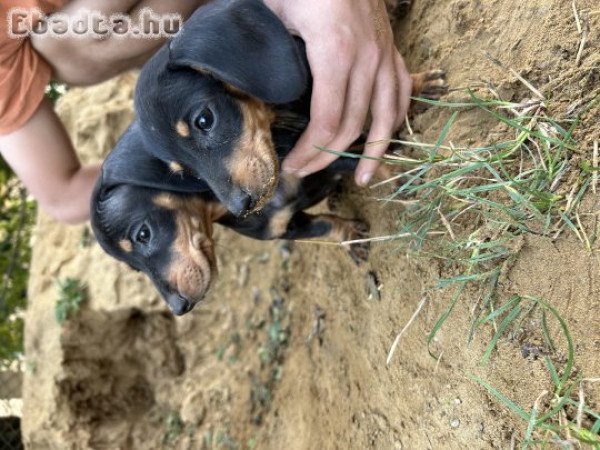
[250,295,290,424]
[216,332,242,364]
[344,84,599,446]
[54,277,87,325]
[162,411,184,446]
[203,429,240,450]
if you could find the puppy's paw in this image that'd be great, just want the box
[410,70,449,113]
[343,220,370,265]
[385,0,412,20]
[326,183,345,212]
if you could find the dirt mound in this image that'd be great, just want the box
[23,1,599,448]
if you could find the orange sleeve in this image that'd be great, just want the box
[0,1,65,135]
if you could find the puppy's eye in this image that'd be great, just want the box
[135,224,151,245]
[194,108,214,132]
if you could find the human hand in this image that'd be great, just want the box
[264,0,412,186]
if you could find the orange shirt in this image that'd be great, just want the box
[0,0,66,135]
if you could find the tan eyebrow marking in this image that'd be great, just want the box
[176,120,190,138]
[119,239,133,253]
[169,161,184,173]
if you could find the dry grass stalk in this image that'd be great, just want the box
[386,295,428,364]
[575,14,589,66]
[593,140,598,194]
[572,0,582,34]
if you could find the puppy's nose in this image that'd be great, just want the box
[229,189,256,216]
[167,293,194,316]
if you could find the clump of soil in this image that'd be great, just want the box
[23,1,599,448]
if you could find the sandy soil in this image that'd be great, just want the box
[22,0,599,448]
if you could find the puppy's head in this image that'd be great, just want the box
[135,0,308,217]
[91,183,225,315]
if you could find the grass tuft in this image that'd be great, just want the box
[373,88,599,446]
[54,277,87,325]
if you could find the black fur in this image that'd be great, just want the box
[133,0,310,216]
[91,0,373,316]
[91,127,359,315]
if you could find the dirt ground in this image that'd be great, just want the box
[22,0,599,448]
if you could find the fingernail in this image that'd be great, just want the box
[297,169,309,178]
[358,172,373,186]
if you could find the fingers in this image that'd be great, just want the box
[273,0,413,184]
[355,49,413,184]
[356,48,399,185]
[281,39,352,175]
[394,52,412,130]
[285,48,379,176]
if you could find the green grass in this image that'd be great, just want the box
[338,88,599,446]
[55,277,87,325]
[162,411,184,447]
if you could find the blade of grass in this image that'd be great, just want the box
[469,374,530,421]
[480,301,522,365]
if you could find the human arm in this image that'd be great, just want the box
[0,98,100,224]
[0,0,209,225]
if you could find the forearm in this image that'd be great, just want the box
[31,0,209,86]
[0,98,100,224]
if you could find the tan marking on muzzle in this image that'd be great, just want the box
[226,96,277,212]
[154,194,226,304]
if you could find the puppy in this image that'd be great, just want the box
[134,0,308,217]
[133,0,447,217]
[91,125,367,316]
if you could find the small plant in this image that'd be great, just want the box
[471,296,600,448]
[257,296,290,367]
[54,277,87,325]
[331,78,599,447]
[203,429,240,450]
[0,159,36,362]
[216,332,242,364]
[161,411,184,446]
[45,81,68,104]
[249,295,290,424]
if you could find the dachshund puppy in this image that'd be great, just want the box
[91,124,367,316]
[133,0,447,217]
[93,0,448,315]
[91,61,447,316]
[134,0,308,217]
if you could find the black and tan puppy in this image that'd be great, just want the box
[134,0,308,217]
[133,0,447,217]
[93,0,448,315]
[91,124,367,316]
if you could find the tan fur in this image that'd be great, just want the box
[195,67,212,77]
[153,193,226,303]
[223,82,249,98]
[410,70,447,97]
[317,214,362,242]
[175,120,190,138]
[268,207,293,238]
[169,161,184,173]
[119,239,133,253]
[226,96,277,213]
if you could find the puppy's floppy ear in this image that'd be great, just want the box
[102,122,210,193]
[169,0,308,104]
